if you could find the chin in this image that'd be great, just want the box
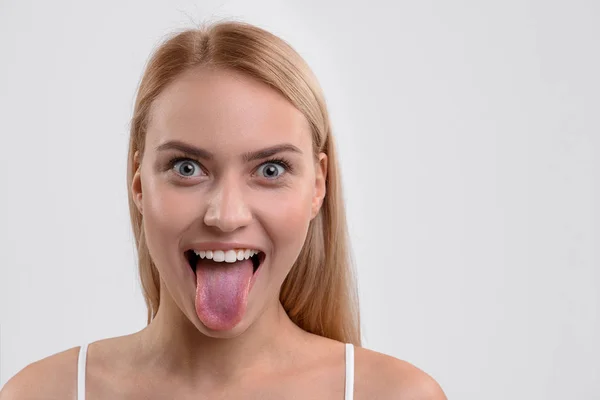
[191,314,253,339]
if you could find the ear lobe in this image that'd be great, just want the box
[131,151,143,215]
[311,153,328,219]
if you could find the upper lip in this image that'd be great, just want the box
[184,242,265,254]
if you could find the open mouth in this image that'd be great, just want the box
[184,249,265,275]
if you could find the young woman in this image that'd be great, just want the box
[1,21,446,399]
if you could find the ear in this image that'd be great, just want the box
[311,153,328,219]
[131,150,143,215]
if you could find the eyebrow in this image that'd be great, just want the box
[155,140,303,162]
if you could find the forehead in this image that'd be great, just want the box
[146,66,312,152]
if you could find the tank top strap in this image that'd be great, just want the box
[345,343,354,400]
[77,343,88,400]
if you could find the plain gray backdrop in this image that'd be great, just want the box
[0,0,598,398]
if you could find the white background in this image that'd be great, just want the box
[1,0,598,398]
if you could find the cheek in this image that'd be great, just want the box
[141,176,193,267]
[257,183,314,258]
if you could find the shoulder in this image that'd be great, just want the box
[354,346,447,400]
[0,346,81,400]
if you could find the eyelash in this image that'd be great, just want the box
[166,156,293,179]
[260,157,292,173]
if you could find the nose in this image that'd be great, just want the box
[203,174,252,233]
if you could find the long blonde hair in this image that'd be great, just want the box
[126,20,361,345]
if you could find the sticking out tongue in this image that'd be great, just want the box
[194,258,253,331]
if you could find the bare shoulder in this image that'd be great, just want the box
[0,346,80,400]
[354,346,447,400]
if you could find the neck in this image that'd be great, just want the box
[135,279,310,385]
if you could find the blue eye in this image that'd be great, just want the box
[173,159,202,177]
[257,162,286,179]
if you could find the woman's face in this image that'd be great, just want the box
[131,66,327,337]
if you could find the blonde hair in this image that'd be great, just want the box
[126,20,361,345]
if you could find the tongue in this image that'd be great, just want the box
[194,258,253,331]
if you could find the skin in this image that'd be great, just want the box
[0,67,446,400]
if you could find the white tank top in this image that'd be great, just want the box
[77,342,355,399]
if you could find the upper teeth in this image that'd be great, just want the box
[193,249,259,263]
